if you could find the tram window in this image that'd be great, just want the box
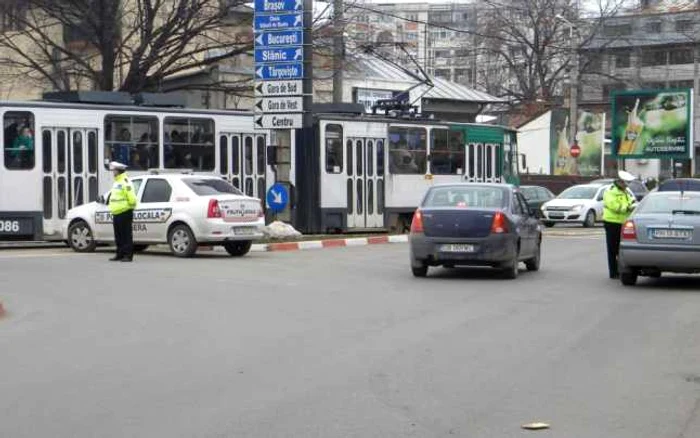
[468,143,475,177]
[163,117,214,171]
[346,139,353,177]
[346,179,353,214]
[88,131,97,173]
[244,136,253,175]
[377,179,384,214]
[57,131,66,173]
[257,177,265,201]
[388,127,426,174]
[367,141,374,176]
[73,131,83,173]
[376,140,385,175]
[3,111,35,170]
[43,176,52,219]
[356,140,363,176]
[430,129,465,175]
[105,115,159,171]
[325,124,343,173]
[42,130,51,173]
[231,136,240,174]
[256,136,265,175]
[486,146,493,179]
[219,135,228,174]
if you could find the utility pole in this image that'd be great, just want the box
[332,0,344,103]
[556,15,578,147]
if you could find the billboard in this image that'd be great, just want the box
[550,109,605,176]
[611,89,693,158]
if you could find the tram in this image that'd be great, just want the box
[0,93,519,240]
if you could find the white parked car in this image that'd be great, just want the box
[63,172,265,257]
[541,183,633,228]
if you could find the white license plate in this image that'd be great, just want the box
[650,228,692,239]
[440,244,475,253]
[549,213,564,218]
[232,226,257,236]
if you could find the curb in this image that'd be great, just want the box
[202,234,410,253]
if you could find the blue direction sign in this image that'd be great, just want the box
[255,0,303,13]
[254,30,303,48]
[255,47,303,63]
[255,63,304,80]
[254,13,303,31]
[266,183,289,213]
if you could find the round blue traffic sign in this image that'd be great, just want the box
[266,183,289,213]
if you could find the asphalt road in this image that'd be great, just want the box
[2,234,700,438]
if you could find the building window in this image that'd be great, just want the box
[676,20,693,32]
[603,24,632,36]
[435,50,451,58]
[163,117,215,171]
[325,124,343,173]
[641,49,666,67]
[388,127,427,174]
[3,111,34,170]
[645,21,661,33]
[0,2,26,32]
[603,84,626,99]
[669,47,693,65]
[435,69,451,79]
[430,129,465,175]
[104,115,159,171]
[612,49,631,68]
[642,82,666,90]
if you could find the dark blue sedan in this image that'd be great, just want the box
[409,183,542,279]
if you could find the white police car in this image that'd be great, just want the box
[63,172,265,257]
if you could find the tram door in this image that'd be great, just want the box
[219,133,266,202]
[346,138,385,229]
[464,142,501,183]
[41,128,99,231]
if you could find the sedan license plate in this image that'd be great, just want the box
[232,226,257,236]
[650,228,692,240]
[549,213,564,218]
[440,244,475,253]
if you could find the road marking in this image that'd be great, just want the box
[0,251,81,260]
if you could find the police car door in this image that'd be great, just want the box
[136,177,173,242]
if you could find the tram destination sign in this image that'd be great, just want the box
[254,113,303,130]
[255,97,303,113]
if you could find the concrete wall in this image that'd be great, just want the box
[517,111,552,175]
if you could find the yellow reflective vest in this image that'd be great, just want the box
[602,184,635,224]
[108,173,137,215]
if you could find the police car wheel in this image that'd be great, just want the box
[68,220,96,253]
[168,225,198,257]
[223,241,253,257]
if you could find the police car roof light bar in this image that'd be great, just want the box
[147,168,194,175]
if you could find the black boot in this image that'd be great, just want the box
[110,255,123,261]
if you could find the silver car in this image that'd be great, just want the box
[618,191,700,286]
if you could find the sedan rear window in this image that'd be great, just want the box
[423,186,506,208]
[637,194,700,214]
[183,178,243,196]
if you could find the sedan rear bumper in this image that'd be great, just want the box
[620,243,700,273]
[198,219,266,243]
[410,233,518,267]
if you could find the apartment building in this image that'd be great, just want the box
[579,2,700,177]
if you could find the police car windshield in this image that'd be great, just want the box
[183,178,243,196]
[558,185,598,200]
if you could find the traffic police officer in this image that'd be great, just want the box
[108,161,137,262]
[602,170,637,279]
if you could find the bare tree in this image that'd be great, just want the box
[0,0,253,93]
[475,0,628,105]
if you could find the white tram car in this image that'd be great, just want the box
[0,94,519,240]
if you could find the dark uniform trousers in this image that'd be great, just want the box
[113,209,134,259]
[603,221,623,278]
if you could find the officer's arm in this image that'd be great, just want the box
[603,190,624,214]
[125,184,137,208]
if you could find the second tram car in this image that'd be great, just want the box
[0,95,519,240]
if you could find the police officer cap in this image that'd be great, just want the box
[109,161,127,170]
[618,170,635,182]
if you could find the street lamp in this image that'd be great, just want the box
[555,14,579,152]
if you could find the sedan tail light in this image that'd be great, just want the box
[491,212,508,234]
[621,220,637,240]
[207,199,222,218]
[410,209,424,234]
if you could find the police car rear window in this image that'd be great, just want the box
[183,178,243,196]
